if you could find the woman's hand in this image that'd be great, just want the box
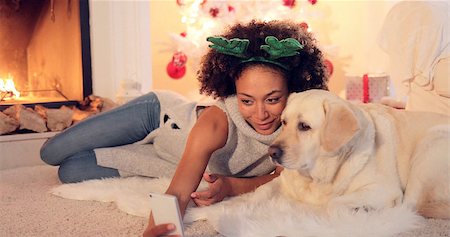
[142,211,180,237]
[190,173,231,206]
[190,167,283,206]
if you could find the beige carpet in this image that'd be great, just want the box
[1,165,449,237]
[0,165,217,237]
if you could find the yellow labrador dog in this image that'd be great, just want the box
[269,89,450,219]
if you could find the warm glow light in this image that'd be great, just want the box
[181,16,188,23]
[0,74,21,100]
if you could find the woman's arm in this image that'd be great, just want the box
[164,106,228,216]
[227,166,283,196]
[191,166,283,206]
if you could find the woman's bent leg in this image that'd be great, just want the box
[58,150,120,183]
[41,92,161,166]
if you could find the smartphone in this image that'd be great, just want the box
[148,193,184,236]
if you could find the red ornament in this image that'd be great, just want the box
[282,0,296,8]
[299,22,309,31]
[308,0,317,5]
[180,32,187,37]
[228,5,235,12]
[167,62,186,79]
[209,7,220,17]
[324,59,333,77]
[166,51,188,79]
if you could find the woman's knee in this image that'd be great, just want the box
[40,138,62,166]
[40,130,89,166]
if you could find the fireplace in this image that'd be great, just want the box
[0,0,92,110]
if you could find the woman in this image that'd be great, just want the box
[40,20,328,236]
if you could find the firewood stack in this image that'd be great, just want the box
[0,95,117,135]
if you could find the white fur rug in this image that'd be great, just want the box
[51,176,424,237]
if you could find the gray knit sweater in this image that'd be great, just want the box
[95,90,279,178]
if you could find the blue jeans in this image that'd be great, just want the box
[40,92,161,183]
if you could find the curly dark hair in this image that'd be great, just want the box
[197,20,329,99]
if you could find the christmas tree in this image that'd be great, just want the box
[164,0,333,79]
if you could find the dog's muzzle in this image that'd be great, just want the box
[268,145,283,164]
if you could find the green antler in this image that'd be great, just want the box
[206,35,304,70]
[206,36,250,59]
[260,36,304,60]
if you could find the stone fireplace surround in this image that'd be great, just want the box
[0,132,56,170]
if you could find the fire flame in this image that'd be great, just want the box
[0,74,21,100]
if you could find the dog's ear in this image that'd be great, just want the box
[320,100,360,153]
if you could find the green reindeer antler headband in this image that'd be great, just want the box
[206,36,304,70]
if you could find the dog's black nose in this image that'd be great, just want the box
[268,145,283,160]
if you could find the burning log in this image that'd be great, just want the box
[0,91,14,101]
[0,76,20,101]
[0,111,19,135]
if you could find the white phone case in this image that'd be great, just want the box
[148,193,184,236]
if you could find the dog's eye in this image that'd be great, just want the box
[298,122,311,131]
[281,119,287,125]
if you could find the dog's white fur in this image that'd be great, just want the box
[270,89,450,219]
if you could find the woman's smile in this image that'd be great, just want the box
[254,119,276,130]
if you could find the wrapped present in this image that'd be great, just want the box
[345,73,390,103]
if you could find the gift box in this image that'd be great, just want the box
[345,74,390,103]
